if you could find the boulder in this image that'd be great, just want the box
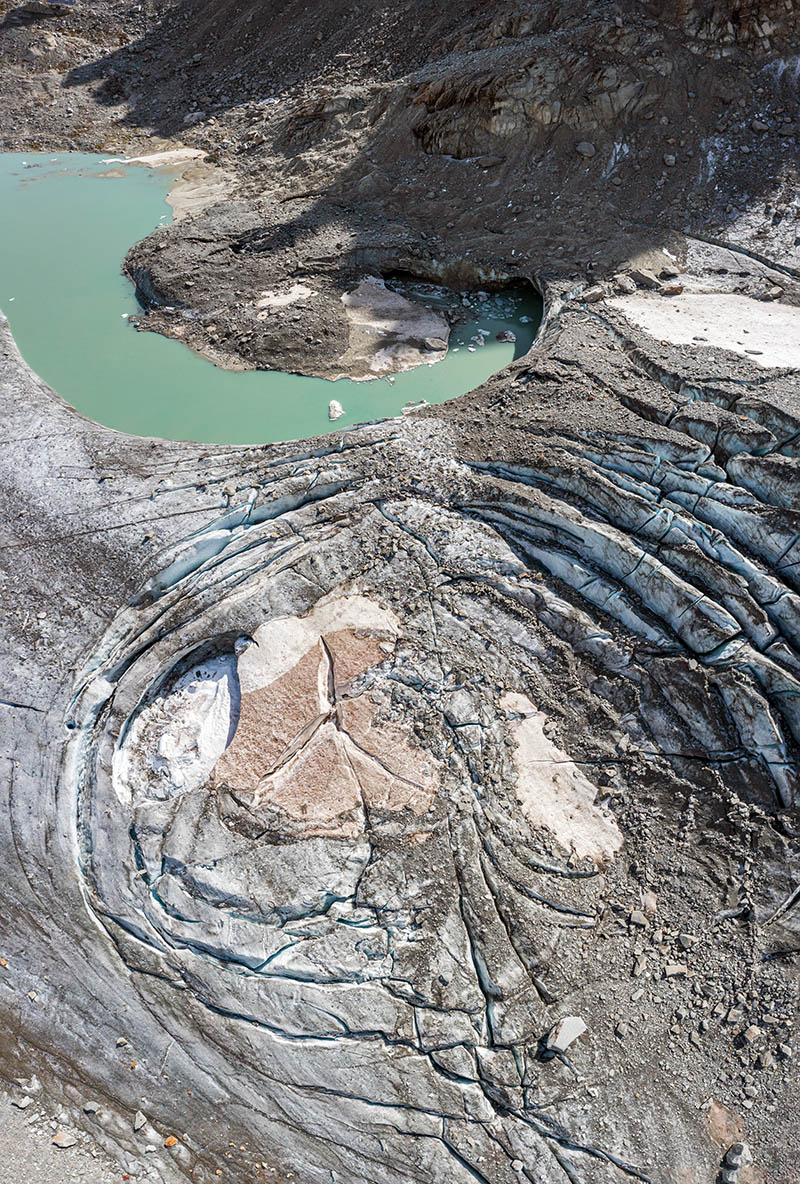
[629,267,662,290]
[546,1016,587,1053]
[52,1131,78,1148]
[613,273,637,293]
[582,285,606,304]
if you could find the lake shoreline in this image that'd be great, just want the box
[0,152,542,445]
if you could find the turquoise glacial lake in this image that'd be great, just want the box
[0,153,542,445]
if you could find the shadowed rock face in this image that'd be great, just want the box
[658,0,796,43]
[32,0,792,379]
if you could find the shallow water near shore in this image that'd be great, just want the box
[0,153,542,445]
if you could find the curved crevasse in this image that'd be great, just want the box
[58,327,799,1179]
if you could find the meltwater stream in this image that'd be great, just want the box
[0,153,542,444]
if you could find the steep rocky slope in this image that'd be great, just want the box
[116,0,800,373]
[0,2,799,1183]
[4,0,800,374]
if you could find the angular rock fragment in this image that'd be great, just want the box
[546,1015,587,1053]
[52,1131,78,1148]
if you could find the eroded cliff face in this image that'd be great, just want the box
[118,0,799,376]
[658,0,797,43]
[0,2,799,1183]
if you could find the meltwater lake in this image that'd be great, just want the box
[0,153,542,445]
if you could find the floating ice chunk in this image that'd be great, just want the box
[328,399,345,421]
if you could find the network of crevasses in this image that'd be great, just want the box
[62,446,667,1184]
[61,395,800,1181]
[583,311,800,464]
[462,435,800,807]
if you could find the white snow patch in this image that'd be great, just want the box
[607,292,800,370]
[113,653,239,803]
[257,283,314,310]
[501,692,622,865]
[240,595,399,694]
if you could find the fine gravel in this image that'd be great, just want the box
[0,1093,128,1184]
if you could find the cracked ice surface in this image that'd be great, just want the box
[8,284,800,1183]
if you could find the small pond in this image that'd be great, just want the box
[0,153,542,445]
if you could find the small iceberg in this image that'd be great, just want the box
[328,399,345,421]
